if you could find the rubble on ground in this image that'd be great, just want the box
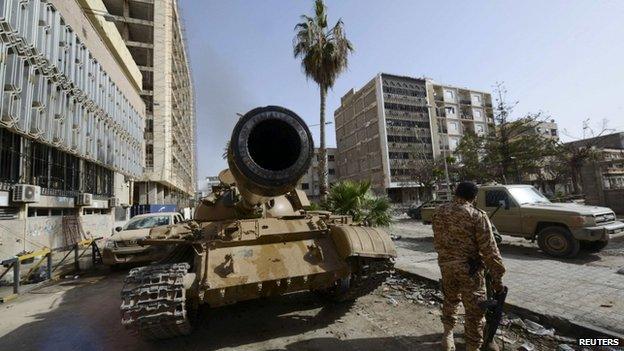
[379,273,597,351]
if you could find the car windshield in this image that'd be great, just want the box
[124,215,170,230]
[508,187,550,205]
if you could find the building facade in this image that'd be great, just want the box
[102,0,196,209]
[568,132,624,214]
[297,148,338,201]
[334,73,494,203]
[0,0,145,258]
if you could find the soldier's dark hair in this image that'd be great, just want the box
[455,181,479,201]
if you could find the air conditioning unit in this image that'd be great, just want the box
[76,193,93,206]
[108,197,120,208]
[12,185,41,203]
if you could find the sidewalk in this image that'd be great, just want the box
[390,222,624,339]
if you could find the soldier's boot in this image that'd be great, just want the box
[441,326,455,351]
[480,340,500,351]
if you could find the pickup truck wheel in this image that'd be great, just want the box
[537,226,580,258]
[580,239,609,253]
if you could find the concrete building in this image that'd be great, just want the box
[0,0,145,258]
[297,148,338,201]
[102,0,196,209]
[567,132,624,214]
[334,73,494,203]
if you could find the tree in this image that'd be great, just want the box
[293,0,353,201]
[560,118,614,194]
[325,180,391,226]
[455,83,558,184]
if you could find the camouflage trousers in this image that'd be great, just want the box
[439,263,486,351]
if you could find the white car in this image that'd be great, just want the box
[102,212,184,266]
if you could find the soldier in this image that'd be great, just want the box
[432,182,506,351]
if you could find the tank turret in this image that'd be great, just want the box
[227,105,314,211]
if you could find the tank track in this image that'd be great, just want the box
[120,263,192,340]
[332,257,395,301]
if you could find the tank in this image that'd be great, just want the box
[120,106,397,339]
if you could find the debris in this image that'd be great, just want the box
[509,318,526,328]
[617,267,624,275]
[386,296,398,306]
[518,341,535,351]
[390,234,402,241]
[496,335,515,344]
[600,303,613,308]
[558,344,575,351]
[523,319,555,336]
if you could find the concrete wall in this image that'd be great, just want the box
[0,213,114,260]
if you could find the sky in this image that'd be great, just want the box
[178,0,624,189]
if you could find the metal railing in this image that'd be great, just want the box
[0,237,102,302]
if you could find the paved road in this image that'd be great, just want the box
[388,219,624,337]
[0,268,447,351]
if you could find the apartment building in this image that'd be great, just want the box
[102,0,196,209]
[568,132,624,214]
[334,73,494,203]
[432,83,495,153]
[297,148,338,201]
[0,0,145,257]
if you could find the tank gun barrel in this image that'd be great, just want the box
[227,106,313,210]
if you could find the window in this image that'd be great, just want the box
[471,94,482,106]
[447,121,458,133]
[0,128,21,183]
[445,106,456,116]
[328,154,335,162]
[473,109,483,121]
[301,183,309,190]
[448,137,459,151]
[328,168,335,175]
[485,190,511,207]
[444,89,455,102]
[124,215,171,230]
[475,124,485,134]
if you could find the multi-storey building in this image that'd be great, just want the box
[297,148,338,201]
[567,132,624,214]
[334,73,495,203]
[102,0,196,208]
[431,83,495,154]
[0,0,145,257]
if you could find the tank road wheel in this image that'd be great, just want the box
[320,257,394,302]
[121,263,194,340]
[580,239,609,253]
[537,226,580,258]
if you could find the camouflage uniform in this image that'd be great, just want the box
[432,198,506,351]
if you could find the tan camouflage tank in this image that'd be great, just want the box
[120,106,397,339]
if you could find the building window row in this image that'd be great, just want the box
[387,135,432,144]
[382,85,426,98]
[0,129,113,196]
[386,119,430,128]
[384,103,428,113]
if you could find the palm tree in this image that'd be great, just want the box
[293,0,353,201]
[325,180,392,227]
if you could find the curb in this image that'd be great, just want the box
[394,266,624,341]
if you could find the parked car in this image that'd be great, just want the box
[475,184,624,257]
[407,200,446,220]
[102,212,185,267]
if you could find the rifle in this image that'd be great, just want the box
[482,274,508,344]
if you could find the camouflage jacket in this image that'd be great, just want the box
[432,198,506,284]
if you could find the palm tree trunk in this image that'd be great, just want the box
[318,86,328,201]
